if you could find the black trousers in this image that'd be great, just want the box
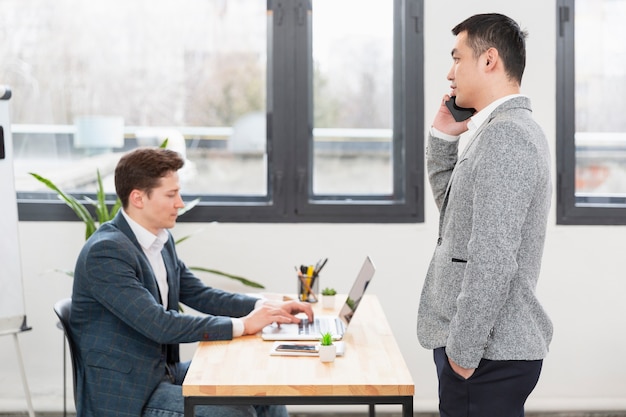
[433,347,543,417]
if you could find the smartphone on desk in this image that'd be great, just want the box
[445,96,475,122]
[275,344,318,353]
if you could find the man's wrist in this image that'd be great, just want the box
[430,126,460,142]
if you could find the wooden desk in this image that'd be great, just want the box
[183,295,415,417]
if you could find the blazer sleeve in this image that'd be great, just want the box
[81,231,238,344]
[427,132,460,210]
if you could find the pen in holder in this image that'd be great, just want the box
[297,265,318,303]
[296,258,328,303]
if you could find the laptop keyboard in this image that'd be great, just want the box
[298,317,343,336]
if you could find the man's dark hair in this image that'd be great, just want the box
[453,13,528,84]
[115,147,184,208]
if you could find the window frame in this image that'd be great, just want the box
[16,0,424,223]
[556,0,626,225]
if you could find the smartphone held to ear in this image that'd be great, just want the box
[445,96,475,122]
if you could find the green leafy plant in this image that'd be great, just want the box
[29,142,264,289]
[321,287,336,296]
[30,170,120,240]
[319,331,334,346]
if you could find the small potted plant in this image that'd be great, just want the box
[321,287,337,309]
[318,331,336,363]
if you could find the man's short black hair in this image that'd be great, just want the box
[453,13,528,85]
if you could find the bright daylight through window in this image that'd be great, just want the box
[557,0,626,224]
[1,0,423,223]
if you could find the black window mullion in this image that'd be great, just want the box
[556,0,577,224]
[291,0,423,223]
[293,0,313,219]
[15,0,426,224]
[268,0,300,220]
[400,0,424,222]
[556,0,626,225]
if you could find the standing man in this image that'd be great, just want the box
[417,13,553,417]
[71,147,314,417]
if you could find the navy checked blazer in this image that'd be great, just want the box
[70,212,259,417]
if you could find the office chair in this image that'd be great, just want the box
[53,298,79,415]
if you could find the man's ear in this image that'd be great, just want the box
[128,189,144,209]
[484,47,499,70]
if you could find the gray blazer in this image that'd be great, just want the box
[70,212,259,417]
[417,96,553,369]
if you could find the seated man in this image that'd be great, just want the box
[70,147,313,417]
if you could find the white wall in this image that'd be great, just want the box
[2,0,626,413]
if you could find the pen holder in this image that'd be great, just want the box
[298,274,318,303]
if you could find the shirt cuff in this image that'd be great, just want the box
[232,298,267,337]
[231,318,244,337]
[430,126,460,142]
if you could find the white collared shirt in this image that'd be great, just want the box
[466,93,523,136]
[121,209,170,309]
[431,94,524,142]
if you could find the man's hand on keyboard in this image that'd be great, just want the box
[241,300,314,335]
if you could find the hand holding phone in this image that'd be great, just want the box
[445,96,475,122]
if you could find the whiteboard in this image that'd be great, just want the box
[0,86,28,334]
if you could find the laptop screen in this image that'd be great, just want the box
[338,256,376,326]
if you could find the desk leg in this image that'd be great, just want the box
[369,403,375,417]
[184,398,191,417]
[402,396,413,417]
[184,397,195,417]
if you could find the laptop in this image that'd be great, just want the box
[261,256,376,341]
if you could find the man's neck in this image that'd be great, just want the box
[475,82,520,112]
[122,208,161,237]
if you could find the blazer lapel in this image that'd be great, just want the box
[111,211,163,305]
[438,119,491,224]
[437,96,532,231]
[161,244,178,311]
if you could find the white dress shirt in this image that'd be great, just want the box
[431,94,524,142]
[121,209,170,308]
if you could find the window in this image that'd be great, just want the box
[557,0,626,224]
[3,0,424,223]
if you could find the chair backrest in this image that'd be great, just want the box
[53,298,79,405]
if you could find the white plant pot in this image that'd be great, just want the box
[318,344,336,363]
[322,295,335,309]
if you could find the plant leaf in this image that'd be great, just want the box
[29,172,97,239]
[178,197,201,217]
[54,268,74,277]
[175,235,193,245]
[95,170,108,223]
[189,266,265,289]
[85,170,122,223]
